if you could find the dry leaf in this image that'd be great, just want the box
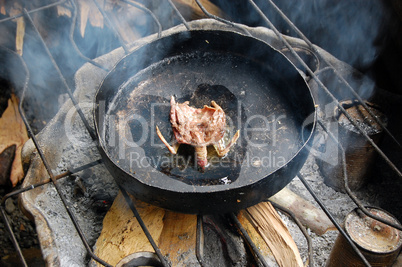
[15,16,25,56]
[0,0,6,15]
[0,94,29,186]
[8,2,21,17]
[78,0,90,37]
[173,0,224,20]
[78,0,104,38]
[7,2,25,55]
[57,5,72,18]
[88,1,104,29]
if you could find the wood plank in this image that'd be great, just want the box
[93,192,198,266]
[246,202,303,267]
[158,211,198,266]
[93,192,165,266]
[237,210,278,265]
[94,196,305,266]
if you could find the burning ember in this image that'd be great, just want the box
[156,96,239,170]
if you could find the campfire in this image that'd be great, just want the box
[1,1,402,266]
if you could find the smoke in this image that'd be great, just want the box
[0,0,166,132]
[213,0,396,72]
[0,0,397,133]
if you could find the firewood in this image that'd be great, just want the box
[8,2,25,56]
[0,94,29,186]
[93,192,165,266]
[172,0,225,20]
[95,191,305,266]
[246,202,304,267]
[157,211,197,266]
[93,191,198,266]
[237,210,278,264]
[269,187,336,235]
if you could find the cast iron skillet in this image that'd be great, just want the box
[94,29,316,214]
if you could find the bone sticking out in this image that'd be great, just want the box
[195,146,208,170]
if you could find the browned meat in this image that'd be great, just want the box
[156,96,239,170]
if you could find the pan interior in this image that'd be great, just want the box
[98,31,312,191]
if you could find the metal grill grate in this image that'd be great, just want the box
[1,1,401,266]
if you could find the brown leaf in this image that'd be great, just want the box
[7,2,25,55]
[0,94,29,186]
[0,0,6,15]
[15,16,25,56]
[172,0,225,20]
[88,1,104,29]
[78,0,104,38]
[0,144,16,186]
[8,2,21,17]
[78,0,90,38]
[57,5,72,18]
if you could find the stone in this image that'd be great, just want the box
[4,198,15,214]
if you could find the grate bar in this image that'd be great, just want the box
[229,213,269,267]
[0,0,67,24]
[264,0,401,149]
[122,0,162,39]
[119,187,170,267]
[1,1,400,266]
[23,8,97,141]
[196,215,205,267]
[318,120,402,231]
[1,159,102,205]
[4,22,112,266]
[90,0,129,53]
[270,202,313,267]
[194,0,251,36]
[166,0,190,30]
[69,0,110,71]
[0,159,103,266]
[17,61,112,267]
[0,205,28,267]
[297,172,371,267]
[246,0,402,178]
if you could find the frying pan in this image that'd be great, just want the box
[94,29,316,214]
